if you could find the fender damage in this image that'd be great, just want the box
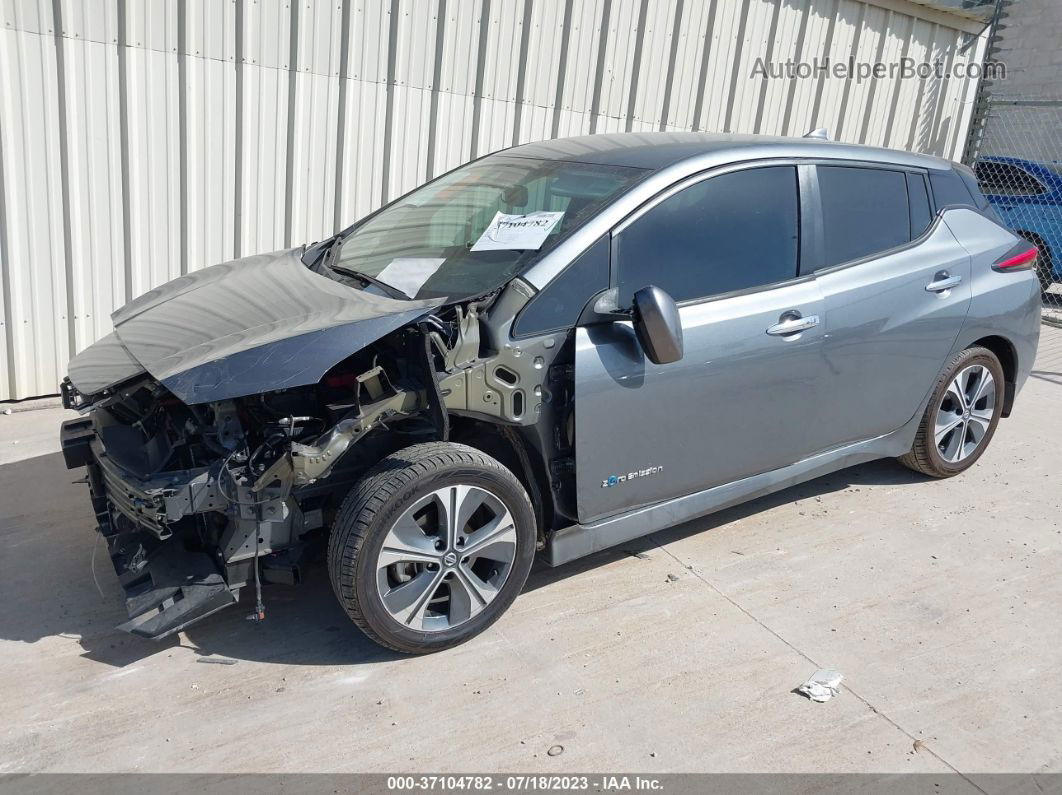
[60,249,550,640]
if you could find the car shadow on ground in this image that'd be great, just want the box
[0,450,924,668]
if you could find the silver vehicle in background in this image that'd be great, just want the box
[60,133,1041,653]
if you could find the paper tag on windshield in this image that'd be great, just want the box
[375,257,446,298]
[471,211,564,252]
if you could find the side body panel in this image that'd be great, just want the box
[548,408,924,566]
[812,215,972,450]
[943,209,1041,395]
[574,280,825,524]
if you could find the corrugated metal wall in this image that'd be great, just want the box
[0,0,986,400]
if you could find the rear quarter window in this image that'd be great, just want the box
[956,166,992,210]
[929,169,975,209]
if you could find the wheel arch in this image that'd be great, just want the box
[969,335,1018,417]
[448,416,554,547]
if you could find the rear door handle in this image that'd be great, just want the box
[766,314,820,336]
[926,273,962,292]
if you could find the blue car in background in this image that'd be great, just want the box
[975,156,1062,294]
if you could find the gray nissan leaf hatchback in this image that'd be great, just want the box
[60,133,1041,653]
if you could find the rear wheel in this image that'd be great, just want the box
[898,346,1004,478]
[328,442,536,654]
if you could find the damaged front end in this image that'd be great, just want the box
[61,373,339,639]
[60,291,539,640]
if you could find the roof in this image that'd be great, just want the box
[503,132,954,172]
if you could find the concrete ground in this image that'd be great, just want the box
[1,326,1060,778]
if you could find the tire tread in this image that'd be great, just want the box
[898,345,1002,478]
[326,442,532,654]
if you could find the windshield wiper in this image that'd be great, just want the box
[330,264,408,299]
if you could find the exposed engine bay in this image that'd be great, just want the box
[61,283,576,640]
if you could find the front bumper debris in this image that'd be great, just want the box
[61,417,236,639]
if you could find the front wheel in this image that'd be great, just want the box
[327,442,536,654]
[898,346,1004,478]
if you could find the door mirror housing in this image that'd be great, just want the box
[631,285,683,365]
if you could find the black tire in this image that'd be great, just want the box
[898,346,1005,478]
[327,442,536,654]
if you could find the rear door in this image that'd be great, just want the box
[810,164,972,451]
[573,164,829,523]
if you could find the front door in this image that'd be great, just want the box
[573,164,828,524]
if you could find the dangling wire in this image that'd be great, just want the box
[216,446,279,507]
[251,515,266,624]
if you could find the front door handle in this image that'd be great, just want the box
[766,314,820,336]
[926,273,962,292]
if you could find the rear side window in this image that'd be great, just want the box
[907,172,932,237]
[818,166,910,267]
[513,236,609,336]
[613,166,799,306]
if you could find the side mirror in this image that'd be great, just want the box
[631,285,683,365]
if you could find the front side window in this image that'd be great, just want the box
[613,166,800,306]
[819,166,910,267]
[328,157,646,300]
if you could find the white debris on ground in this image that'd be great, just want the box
[797,670,844,702]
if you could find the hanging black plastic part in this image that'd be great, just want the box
[417,321,450,441]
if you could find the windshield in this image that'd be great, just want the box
[329,156,647,300]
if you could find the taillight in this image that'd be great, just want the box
[992,243,1038,272]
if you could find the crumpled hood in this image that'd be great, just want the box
[68,247,443,404]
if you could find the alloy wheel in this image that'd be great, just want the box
[376,485,518,632]
[934,364,996,464]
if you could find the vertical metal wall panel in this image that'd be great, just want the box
[559,0,606,119]
[753,0,804,136]
[596,0,640,124]
[663,0,715,132]
[238,64,290,256]
[886,15,929,149]
[183,55,238,271]
[697,0,742,132]
[630,0,678,129]
[337,78,386,222]
[785,0,832,137]
[0,0,990,400]
[514,0,564,144]
[123,0,178,54]
[728,0,780,134]
[288,70,341,243]
[860,9,905,147]
[242,0,292,71]
[0,26,69,399]
[55,0,119,46]
[430,0,477,177]
[183,0,237,61]
[61,37,126,349]
[948,32,985,162]
[123,44,181,296]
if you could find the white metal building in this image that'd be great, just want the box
[0,0,990,400]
